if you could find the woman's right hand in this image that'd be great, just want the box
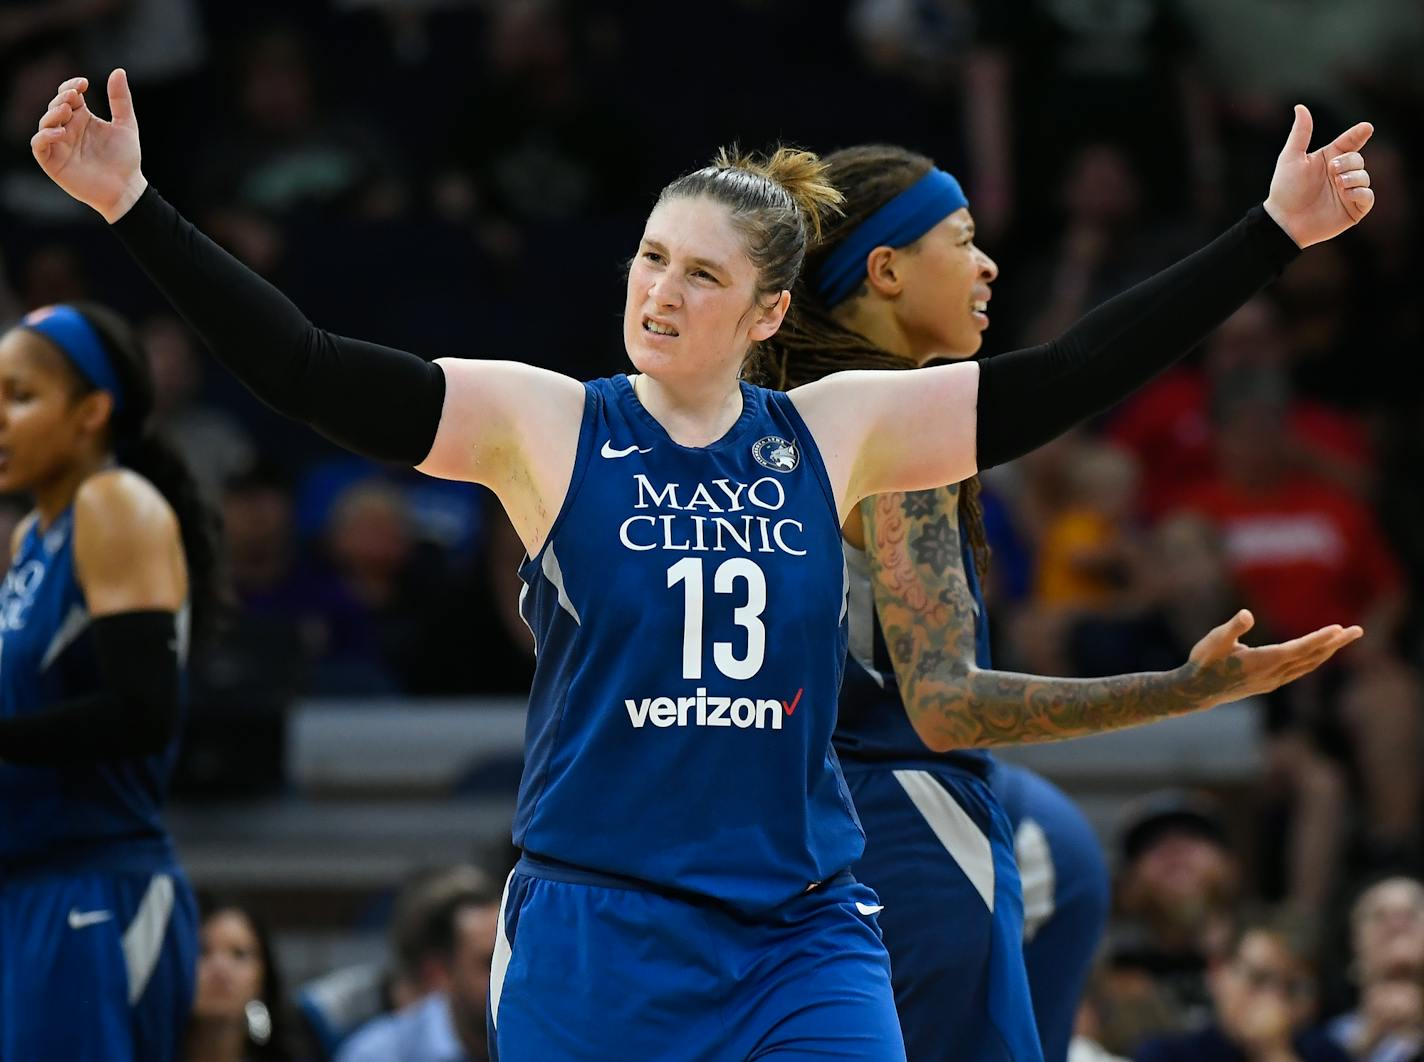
[31,68,147,224]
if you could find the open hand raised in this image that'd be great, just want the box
[1188,609,1362,707]
[31,69,147,224]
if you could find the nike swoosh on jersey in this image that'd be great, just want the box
[68,908,114,930]
[855,902,885,916]
[601,441,652,459]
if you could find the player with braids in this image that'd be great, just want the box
[36,69,1371,1058]
[758,139,1377,1061]
[0,300,221,1060]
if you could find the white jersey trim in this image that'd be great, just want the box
[1015,817,1056,943]
[893,769,995,911]
[541,545,581,625]
[489,868,516,1028]
[843,543,887,688]
[40,602,90,671]
[123,873,175,1005]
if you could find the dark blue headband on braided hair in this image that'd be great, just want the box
[814,168,968,308]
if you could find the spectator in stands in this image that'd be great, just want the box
[1068,514,1347,915]
[1109,792,1242,1033]
[1010,144,1201,352]
[1033,441,1142,612]
[439,0,638,232]
[1184,370,1421,873]
[185,895,295,1062]
[144,312,255,499]
[319,479,484,694]
[0,43,92,227]
[964,0,1216,241]
[1135,914,1349,1062]
[337,865,499,1062]
[1108,297,1376,520]
[197,21,405,221]
[1321,878,1424,1061]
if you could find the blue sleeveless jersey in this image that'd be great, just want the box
[0,508,183,873]
[836,509,993,774]
[513,375,863,913]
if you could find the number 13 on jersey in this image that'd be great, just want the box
[667,558,767,681]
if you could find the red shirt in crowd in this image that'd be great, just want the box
[1178,475,1401,639]
[1109,368,1373,519]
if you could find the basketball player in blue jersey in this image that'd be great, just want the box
[761,140,1378,1062]
[0,301,219,1060]
[34,71,1372,1058]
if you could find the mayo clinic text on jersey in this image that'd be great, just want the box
[618,473,807,556]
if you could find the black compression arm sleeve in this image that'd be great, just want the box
[974,205,1300,470]
[111,186,446,465]
[0,611,180,766]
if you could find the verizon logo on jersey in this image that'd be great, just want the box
[625,687,803,730]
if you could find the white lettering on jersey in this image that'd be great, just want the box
[624,687,787,730]
[622,475,804,557]
[619,514,806,556]
[0,560,45,632]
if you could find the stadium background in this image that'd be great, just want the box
[3,0,1423,1057]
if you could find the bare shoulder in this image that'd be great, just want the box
[422,358,585,481]
[424,358,588,553]
[73,468,187,613]
[73,467,179,552]
[434,358,586,418]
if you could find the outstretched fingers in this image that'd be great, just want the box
[1249,625,1361,681]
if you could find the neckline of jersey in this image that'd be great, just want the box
[615,374,762,453]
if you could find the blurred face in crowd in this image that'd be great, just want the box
[327,485,411,585]
[222,482,293,593]
[194,909,267,1023]
[1204,299,1289,379]
[242,30,314,133]
[0,328,110,497]
[1150,515,1231,602]
[447,903,500,1061]
[1214,394,1288,488]
[1119,828,1240,941]
[143,315,200,416]
[624,196,789,387]
[1353,878,1424,983]
[1211,930,1317,1045]
[1063,144,1142,228]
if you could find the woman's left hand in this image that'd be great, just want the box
[1263,104,1374,248]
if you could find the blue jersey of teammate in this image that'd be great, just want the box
[0,507,184,872]
[513,375,862,913]
[837,519,993,773]
[839,507,1109,1062]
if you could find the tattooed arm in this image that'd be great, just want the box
[864,486,1361,751]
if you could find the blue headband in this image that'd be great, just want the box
[19,305,124,414]
[815,168,969,307]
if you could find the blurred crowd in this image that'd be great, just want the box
[3,0,1424,1059]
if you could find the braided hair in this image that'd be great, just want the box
[752,146,990,581]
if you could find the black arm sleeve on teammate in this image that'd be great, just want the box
[974,205,1300,470]
[111,186,445,465]
[0,612,180,766]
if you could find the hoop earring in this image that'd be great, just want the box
[245,998,272,1045]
